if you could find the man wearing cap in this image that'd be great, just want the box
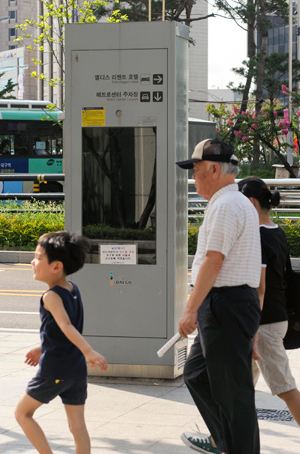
[177,139,261,454]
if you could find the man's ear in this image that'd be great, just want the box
[212,163,219,175]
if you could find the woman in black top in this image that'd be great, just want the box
[239,176,300,426]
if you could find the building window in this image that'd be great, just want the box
[9,0,17,5]
[9,45,17,50]
[9,28,16,39]
[9,10,17,21]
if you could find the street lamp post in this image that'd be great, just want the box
[288,0,294,166]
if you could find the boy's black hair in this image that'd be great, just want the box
[38,231,90,275]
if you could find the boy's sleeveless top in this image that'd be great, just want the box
[36,282,87,379]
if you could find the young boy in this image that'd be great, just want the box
[15,231,107,454]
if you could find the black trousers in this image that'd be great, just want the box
[183,286,261,454]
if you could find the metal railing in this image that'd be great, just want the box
[0,173,64,201]
[188,178,300,220]
[1,173,300,218]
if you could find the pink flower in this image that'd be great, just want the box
[273,111,277,116]
[278,120,290,127]
[242,136,250,141]
[234,130,243,138]
[228,120,234,126]
[264,114,268,118]
[241,111,245,115]
[296,110,300,116]
[246,110,250,115]
[281,129,289,135]
[216,128,219,133]
[233,106,239,114]
[252,115,257,120]
[283,91,289,95]
[282,84,289,91]
[251,123,257,129]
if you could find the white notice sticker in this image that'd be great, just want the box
[100,245,137,265]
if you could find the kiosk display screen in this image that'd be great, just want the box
[82,127,156,265]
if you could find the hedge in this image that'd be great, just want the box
[0,201,64,249]
[1,201,300,258]
[187,219,300,257]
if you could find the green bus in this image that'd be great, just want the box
[0,100,63,194]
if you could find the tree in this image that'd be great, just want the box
[0,75,17,99]
[15,0,127,109]
[206,82,300,177]
[0,73,17,99]
[213,0,288,164]
[96,0,214,25]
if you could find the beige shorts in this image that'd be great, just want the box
[254,321,296,395]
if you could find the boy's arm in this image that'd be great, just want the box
[25,346,42,367]
[43,291,107,371]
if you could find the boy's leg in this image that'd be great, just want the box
[64,404,91,454]
[15,393,53,454]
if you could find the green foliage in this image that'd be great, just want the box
[280,220,300,257]
[188,221,202,255]
[15,0,127,107]
[82,223,155,240]
[238,163,275,179]
[2,206,300,258]
[0,200,64,249]
[0,72,17,99]
[206,83,300,175]
[188,219,300,257]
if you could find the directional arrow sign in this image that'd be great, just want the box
[153,74,163,85]
[153,91,163,102]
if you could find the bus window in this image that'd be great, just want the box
[0,136,12,155]
[52,137,63,155]
[33,136,50,155]
[14,133,29,155]
[33,135,62,156]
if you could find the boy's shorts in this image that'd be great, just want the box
[26,376,87,405]
[256,321,296,395]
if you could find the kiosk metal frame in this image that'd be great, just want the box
[65,22,189,378]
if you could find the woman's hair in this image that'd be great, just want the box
[38,231,90,275]
[238,176,280,211]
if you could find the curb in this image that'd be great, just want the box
[0,250,34,263]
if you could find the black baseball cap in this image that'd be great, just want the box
[176,138,238,169]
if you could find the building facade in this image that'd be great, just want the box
[0,0,38,99]
[1,0,209,117]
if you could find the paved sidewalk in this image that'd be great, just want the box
[0,332,299,453]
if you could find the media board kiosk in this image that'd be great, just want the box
[65,21,189,378]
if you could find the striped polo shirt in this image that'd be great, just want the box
[192,184,261,288]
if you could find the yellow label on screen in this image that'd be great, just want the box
[82,107,105,127]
